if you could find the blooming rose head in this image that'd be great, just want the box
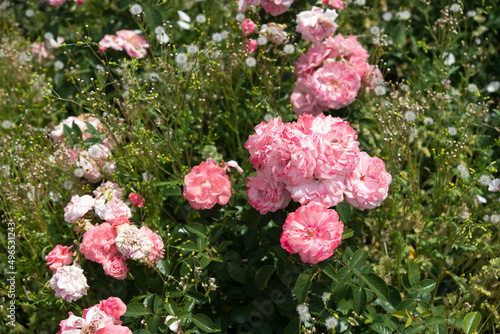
[95,324,133,334]
[102,256,128,280]
[240,19,256,36]
[50,264,89,302]
[47,0,66,6]
[260,23,288,45]
[323,0,343,10]
[183,160,232,210]
[45,245,73,272]
[116,30,149,59]
[296,7,338,44]
[246,168,292,215]
[80,223,120,264]
[94,197,131,223]
[344,151,392,210]
[94,182,123,201]
[245,39,258,53]
[64,195,95,224]
[98,297,127,323]
[139,226,165,265]
[114,224,153,262]
[280,203,343,264]
[128,192,145,208]
[261,0,294,16]
[237,0,260,12]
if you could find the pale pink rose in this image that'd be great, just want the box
[294,43,332,76]
[50,264,89,302]
[344,151,392,210]
[140,226,165,265]
[366,65,384,89]
[129,192,145,207]
[280,202,343,264]
[114,224,153,262]
[238,0,260,12]
[94,181,123,200]
[311,61,361,110]
[246,168,291,214]
[489,178,500,192]
[97,297,127,324]
[323,0,343,10]
[245,117,285,169]
[260,23,288,45]
[45,245,73,272]
[64,195,95,224]
[80,223,120,264]
[76,144,114,183]
[61,306,114,334]
[50,116,85,143]
[261,0,294,16]
[296,7,338,44]
[31,42,53,62]
[57,312,74,334]
[183,160,232,210]
[94,198,132,223]
[291,74,326,116]
[240,19,255,36]
[95,324,133,334]
[47,0,66,6]
[116,30,149,59]
[286,172,345,207]
[245,39,258,53]
[99,35,124,51]
[102,256,128,280]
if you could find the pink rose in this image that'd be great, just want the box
[286,172,345,207]
[344,151,392,210]
[245,39,258,53]
[64,195,95,224]
[116,30,149,59]
[183,160,232,210]
[140,226,165,265]
[296,7,338,44]
[260,23,288,45]
[280,203,344,264]
[238,0,260,12]
[261,0,294,16]
[323,0,343,10]
[95,324,133,334]
[98,297,127,324]
[246,168,291,214]
[99,35,124,51]
[47,0,66,6]
[129,192,145,207]
[102,256,129,280]
[50,265,89,302]
[240,19,255,36]
[80,223,120,264]
[45,245,73,272]
[77,0,84,4]
[94,198,131,223]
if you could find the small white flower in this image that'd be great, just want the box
[457,164,467,172]
[382,12,393,21]
[177,10,191,22]
[196,14,206,23]
[450,4,461,13]
[396,10,411,20]
[283,44,294,54]
[212,33,222,43]
[96,64,105,73]
[165,315,180,332]
[451,87,460,96]
[2,120,13,129]
[442,52,455,66]
[404,111,416,122]
[245,56,257,67]
[370,26,380,35]
[321,292,331,303]
[187,44,199,54]
[130,4,143,16]
[483,215,490,222]
[257,36,268,46]
[374,85,386,96]
[48,191,61,202]
[475,37,481,45]
[74,168,85,178]
[409,127,418,137]
[150,72,160,82]
[475,195,487,205]
[19,52,32,63]
[296,304,309,315]
[221,30,229,39]
[467,10,476,17]
[263,113,274,122]
[487,81,500,93]
[355,0,365,5]
[143,172,153,182]
[88,145,101,158]
[491,214,500,224]
[448,126,457,136]
[54,60,64,70]
[479,174,492,186]
[488,178,500,192]
[155,26,166,35]
[175,52,188,65]
[44,32,54,41]
[423,117,434,126]
[157,31,170,44]
[177,21,190,30]
[325,316,338,330]
[235,13,245,22]
[468,83,478,93]
[63,180,74,190]
[25,9,34,18]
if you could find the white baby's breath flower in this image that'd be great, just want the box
[2,120,13,129]
[63,180,74,190]
[370,26,380,35]
[283,44,294,54]
[321,292,331,303]
[196,14,206,23]
[404,111,416,122]
[245,56,257,67]
[130,4,143,16]
[467,10,476,17]
[25,9,34,18]
[155,26,166,35]
[221,30,229,39]
[396,10,411,20]
[450,4,461,12]
[491,214,500,224]
[468,83,478,93]
[479,174,492,186]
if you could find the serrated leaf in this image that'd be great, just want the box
[192,314,221,332]
[227,262,245,283]
[122,302,146,317]
[294,272,311,303]
[255,265,275,290]
[350,249,368,269]
[463,312,481,334]
[417,279,436,293]
[408,261,420,286]
[185,223,207,238]
[371,324,392,334]
[358,273,389,301]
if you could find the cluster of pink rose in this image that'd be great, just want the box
[57,297,132,334]
[291,34,383,115]
[99,30,149,59]
[50,114,116,183]
[62,182,163,281]
[237,0,294,16]
[245,114,392,213]
[31,35,64,62]
[47,0,84,6]
[45,245,90,302]
[183,159,243,210]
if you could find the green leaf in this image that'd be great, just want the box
[336,201,352,222]
[185,223,207,238]
[180,241,199,252]
[84,121,103,137]
[154,295,164,313]
[148,315,160,333]
[186,290,209,304]
[284,318,300,334]
[408,261,420,286]
[227,262,245,283]
[157,259,168,276]
[358,273,389,302]
[255,265,275,290]
[71,121,83,140]
[82,137,102,146]
[425,316,446,326]
[353,287,367,314]
[417,279,436,293]
[320,263,337,281]
[122,302,146,317]
[391,311,407,319]
[463,312,481,334]
[342,227,354,239]
[294,272,312,303]
[333,267,353,294]
[165,301,178,316]
[63,124,75,147]
[350,249,368,269]
[406,324,425,334]
[192,314,221,332]
[371,323,392,334]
